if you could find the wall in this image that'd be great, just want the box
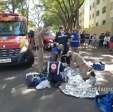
[88,22,113,35]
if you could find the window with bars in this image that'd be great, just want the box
[102,20,106,25]
[96,10,100,16]
[102,6,106,14]
[96,22,99,26]
[96,0,100,4]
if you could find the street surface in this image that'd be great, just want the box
[0,48,113,112]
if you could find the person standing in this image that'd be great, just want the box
[80,31,86,48]
[99,33,105,48]
[91,34,97,48]
[103,32,110,49]
[85,33,90,48]
[70,29,80,52]
[55,25,69,54]
[109,35,113,51]
[88,34,92,46]
[103,36,108,48]
[28,30,35,50]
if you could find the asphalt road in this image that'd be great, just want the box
[0,48,113,112]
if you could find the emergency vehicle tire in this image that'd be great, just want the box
[23,51,34,66]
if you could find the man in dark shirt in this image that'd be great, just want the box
[28,30,35,49]
[99,33,105,48]
[55,26,69,54]
[80,31,86,48]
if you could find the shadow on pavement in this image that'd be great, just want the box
[0,65,31,71]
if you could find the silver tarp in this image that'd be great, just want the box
[60,67,99,98]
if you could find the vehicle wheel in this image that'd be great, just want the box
[24,51,34,66]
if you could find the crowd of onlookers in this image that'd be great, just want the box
[28,26,113,52]
[79,31,113,50]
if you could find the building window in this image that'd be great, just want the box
[93,13,94,18]
[102,20,106,25]
[110,3,113,10]
[96,22,99,26]
[96,10,99,16]
[90,6,91,10]
[102,6,106,13]
[97,0,100,4]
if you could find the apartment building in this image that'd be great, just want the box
[89,0,113,26]
[79,0,89,29]
[79,0,113,34]
[79,4,85,29]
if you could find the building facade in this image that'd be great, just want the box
[79,0,113,34]
[79,0,89,29]
[79,4,84,29]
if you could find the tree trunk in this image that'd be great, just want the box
[11,0,15,13]
[76,0,82,28]
[34,29,44,73]
[76,8,79,28]
[38,36,44,72]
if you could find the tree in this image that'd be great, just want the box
[41,0,85,31]
[0,0,27,15]
[7,0,26,13]
[28,20,35,28]
[0,1,7,11]
[30,0,44,27]
[42,12,61,27]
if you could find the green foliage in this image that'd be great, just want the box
[0,1,7,11]
[42,0,85,31]
[28,20,35,27]
[42,12,61,27]
[0,0,27,16]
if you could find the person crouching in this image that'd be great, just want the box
[47,52,65,87]
[68,47,92,80]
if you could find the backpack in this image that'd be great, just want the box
[96,92,113,112]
